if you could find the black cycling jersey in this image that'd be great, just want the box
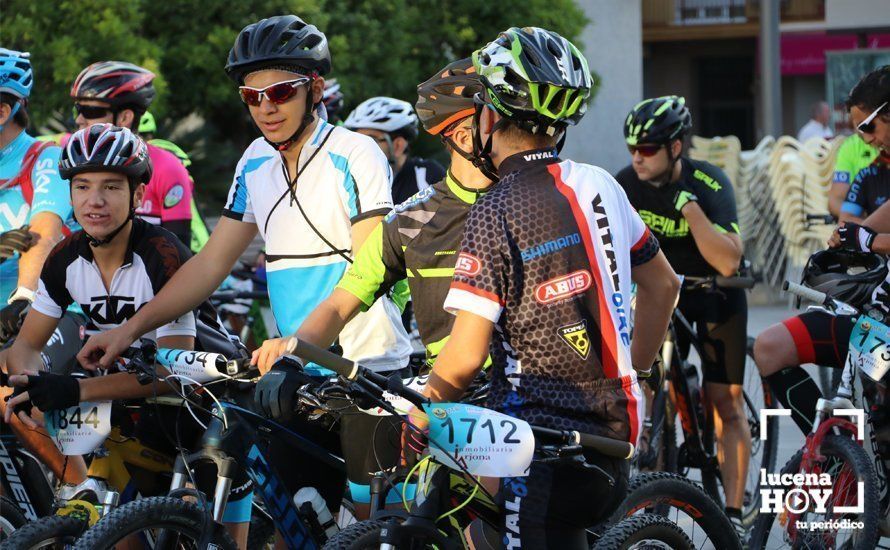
[841,154,890,218]
[33,218,234,354]
[446,148,659,442]
[338,173,485,361]
[391,156,446,205]
[615,157,740,277]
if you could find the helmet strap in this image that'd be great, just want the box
[471,105,503,181]
[0,101,22,134]
[263,77,318,152]
[379,132,397,167]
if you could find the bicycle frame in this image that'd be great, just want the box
[0,415,54,520]
[167,391,346,549]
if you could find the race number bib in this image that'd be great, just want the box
[359,376,428,416]
[156,348,228,384]
[849,316,890,381]
[423,403,534,477]
[45,401,112,455]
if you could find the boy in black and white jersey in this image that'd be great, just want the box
[1,124,250,546]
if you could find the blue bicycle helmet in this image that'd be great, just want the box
[0,48,33,99]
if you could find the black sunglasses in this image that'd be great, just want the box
[74,103,115,120]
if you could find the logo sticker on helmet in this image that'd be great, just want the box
[558,320,590,359]
[455,253,482,277]
[535,270,592,304]
[164,185,184,208]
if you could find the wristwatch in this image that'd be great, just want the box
[7,286,35,305]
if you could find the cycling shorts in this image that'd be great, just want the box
[782,310,855,368]
[497,451,628,549]
[676,287,748,385]
[337,401,407,505]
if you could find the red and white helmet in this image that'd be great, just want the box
[70,61,156,110]
[59,123,152,184]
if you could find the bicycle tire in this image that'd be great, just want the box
[748,434,880,550]
[72,496,237,550]
[610,471,742,550]
[593,513,693,550]
[322,519,386,549]
[0,514,86,549]
[0,496,28,541]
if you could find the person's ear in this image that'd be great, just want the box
[116,109,135,130]
[132,183,146,209]
[392,136,409,157]
[311,77,325,105]
[672,139,682,158]
[0,102,12,126]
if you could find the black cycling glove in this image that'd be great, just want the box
[254,357,308,422]
[837,222,876,252]
[0,226,33,262]
[8,372,81,414]
[0,299,30,339]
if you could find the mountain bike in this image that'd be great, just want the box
[749,279,890,549]
[638,274,779,529]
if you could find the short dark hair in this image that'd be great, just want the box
[845,65,890,112]
[0,92,30,129]
[499,120,559,149]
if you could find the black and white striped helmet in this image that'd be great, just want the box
[59,124,152,184]
[70,61,156,110]
[344,97,418,139]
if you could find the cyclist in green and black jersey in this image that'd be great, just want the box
[251,57,491,373]
[615,96,749,529]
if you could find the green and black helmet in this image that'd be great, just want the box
[624,95,692,146]
[472,27,592,136]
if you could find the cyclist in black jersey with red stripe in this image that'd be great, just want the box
[409,27,679,549]
[614,96,750,527]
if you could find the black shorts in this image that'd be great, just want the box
[499,452,628,548]
[676,287,748,385]
[782,310,855,368]
[337,401,403,505]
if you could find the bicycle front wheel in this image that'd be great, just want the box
[593,513,693,550]
[72,496,237,550]
[0,514,86,549]
[322,519,387,549]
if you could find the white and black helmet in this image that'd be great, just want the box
[344,97,418,140]
[59,123,152,184]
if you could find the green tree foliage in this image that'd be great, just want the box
[2,0,589,201]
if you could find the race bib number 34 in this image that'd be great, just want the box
[849,316,890,381]
[45,401,112,455]
[423,403,534,477]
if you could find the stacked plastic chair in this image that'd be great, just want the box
[689,135,843,291]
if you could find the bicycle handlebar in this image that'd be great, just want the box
[682,275,756,290]
[531,426,634,459]
[782,281,828,305]
[210,290,268,302]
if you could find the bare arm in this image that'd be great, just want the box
[828,183,848,219]
[78,217,258,369]
[16,212,64,291]
[78,334,194,401]
[351,215,383,251]
[423,311,493,403]
[4,309,59,375]
[631,252,679,371]
[862,201,890,234]
[681,202,743,277]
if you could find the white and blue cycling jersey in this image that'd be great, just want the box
[223,120,411,372]
[0,131,76,298]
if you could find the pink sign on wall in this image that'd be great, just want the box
[781,33,858,75]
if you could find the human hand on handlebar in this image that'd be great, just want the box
[251,335,297,375]
[0,226,34,261]
[254,356,312,422]
[400,406,429,468]
[831,222,876,252]
[3,370,81,428]
[77,325,136,370]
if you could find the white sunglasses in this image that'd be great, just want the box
[857,101,888,135]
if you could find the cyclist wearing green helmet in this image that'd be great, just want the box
[616,95,749,529]
[138,112,211,252]
[413,27,678,548]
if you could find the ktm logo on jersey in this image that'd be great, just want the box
[85,295,138,325]
[454,253,482,277]
[535,270,592,304]
[558,321,591,359]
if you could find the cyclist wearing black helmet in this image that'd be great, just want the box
[615,95,749,526]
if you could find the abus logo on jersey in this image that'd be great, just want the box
[455,253,481,277]
[535,270,592,304]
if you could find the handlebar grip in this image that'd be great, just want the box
[576,432,635,460]
[782,281,827,305]
[291,339,359,379]
[715,276,756,289]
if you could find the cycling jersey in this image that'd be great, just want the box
[33,218,233,352]
[444,148,657,443]
[0,131,75,298]
[615,157,740,277]
[338,172,485,362]
[833,133,879,186]
[840,153,890,218]
[392,156,446,205]
[223,120,411,372]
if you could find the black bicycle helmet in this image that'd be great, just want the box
[624,95,692,146]
[801,249,888,308]
[225,15,331,83]
[59,123,152,184]
[416,58,483,136]
[70,61,156,111]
